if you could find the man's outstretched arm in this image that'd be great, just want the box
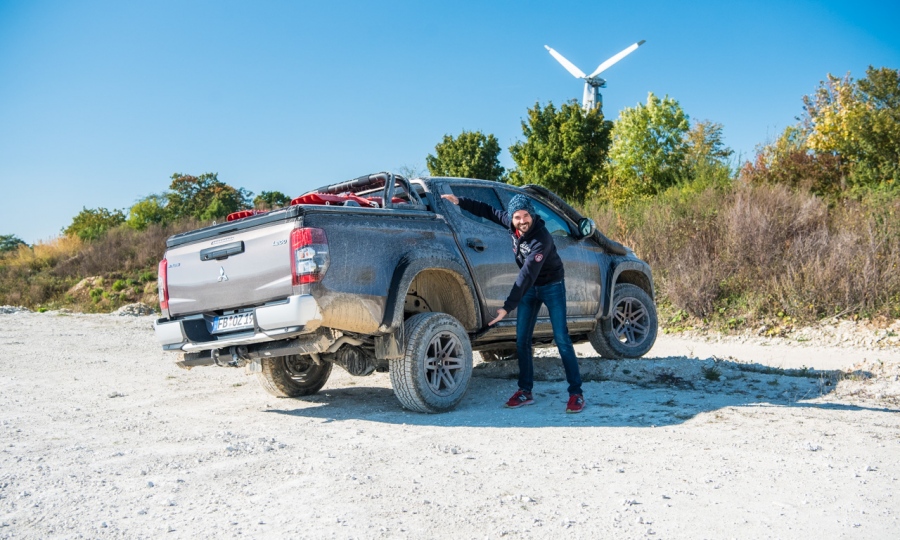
[441,194,510,228]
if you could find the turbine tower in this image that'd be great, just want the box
[544,40,645,113]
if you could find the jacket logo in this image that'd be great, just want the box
[217,267,229,282]
[535,253,543,262]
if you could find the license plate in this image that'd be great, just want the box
[212,312,255,333]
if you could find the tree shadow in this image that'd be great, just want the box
[264,355,896,428]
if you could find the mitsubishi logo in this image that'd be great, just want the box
[217,266,229,282]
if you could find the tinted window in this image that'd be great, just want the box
[450,186,505,229]
[496,190,572,237]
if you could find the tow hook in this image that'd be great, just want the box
[212,346,251,368]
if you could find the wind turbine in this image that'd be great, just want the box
[544,40,646,113]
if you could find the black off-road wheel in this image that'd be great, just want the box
[390,312,473,413]
[589,283,658,359]
[256,354,333,398]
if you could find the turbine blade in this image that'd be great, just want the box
[587,40,645,79]
[544,45,586,79]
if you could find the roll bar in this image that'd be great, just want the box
[311,172,424,210]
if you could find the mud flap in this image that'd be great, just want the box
[375,325,405,360]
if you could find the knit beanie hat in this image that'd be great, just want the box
[507,194,536,217]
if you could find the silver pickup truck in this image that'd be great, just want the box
[154,172,657,412]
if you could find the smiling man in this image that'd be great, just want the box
[441,193,584,413]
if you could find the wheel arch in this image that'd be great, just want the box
[379,251,481,334]
[604,261,655,319]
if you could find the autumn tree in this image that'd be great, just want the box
[426,131,505,181]
[507,100,611,203]
[803,66,900,190]
[739,125,844,199]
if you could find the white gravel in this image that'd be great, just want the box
[1,310,898,539]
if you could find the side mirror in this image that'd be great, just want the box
[578,218,595,239]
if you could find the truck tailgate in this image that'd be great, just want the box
[165,220,297,316]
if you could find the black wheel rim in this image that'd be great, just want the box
[425,331,464,395]
[613,296,650,347]
[284,355,317,383]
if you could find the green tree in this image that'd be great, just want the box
[507,100,611,203]
[64,207,126,241]
[166,172,253,220]
[685,120,733,169]
[604,92,690,205]
[253,191,291,210]
[0,234,27,253]
[426,130,505,181]
[682,120,735,192]
[803,66,900,190]
[126,194,169,230]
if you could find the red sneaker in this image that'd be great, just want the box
[505,390,534,408]
[566,394,585,414]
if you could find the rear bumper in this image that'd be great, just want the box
[154,294,322,352]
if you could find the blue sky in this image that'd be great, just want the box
[1,0,898,244]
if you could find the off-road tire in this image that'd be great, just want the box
[589,283,658,359]
[477,348,517,362]
[256,354,333,398]
[390,312,473,413]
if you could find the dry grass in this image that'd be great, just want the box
[0,219,201,310]
[584,181,900,326]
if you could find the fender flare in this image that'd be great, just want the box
[601,261,655,319]
[378,250,481,334]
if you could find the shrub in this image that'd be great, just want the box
[64,207,126,241]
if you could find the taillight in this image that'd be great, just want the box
[290,228,329,286]
[158,259,169,311]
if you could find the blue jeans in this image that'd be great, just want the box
[515,280,583,396]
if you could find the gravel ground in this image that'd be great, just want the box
[1,309,898,539]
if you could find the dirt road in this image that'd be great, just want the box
[1,310,898,539]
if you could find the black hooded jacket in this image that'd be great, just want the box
[458,197,565,312]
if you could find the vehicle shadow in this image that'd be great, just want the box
[264,354,896,428]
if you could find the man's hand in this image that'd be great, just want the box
[488,308,507,326]
[441,194,459,205]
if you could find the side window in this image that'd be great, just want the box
[449,186,505,229]
[496,190,573,237]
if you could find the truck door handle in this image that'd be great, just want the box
[466,238,485,252]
